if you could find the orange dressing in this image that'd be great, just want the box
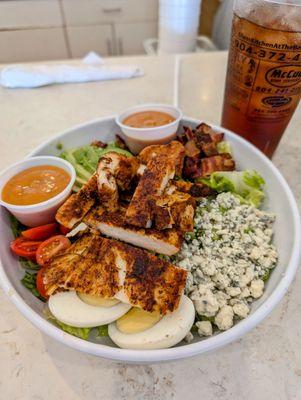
[2,165,70,206]
[123,111,175,128]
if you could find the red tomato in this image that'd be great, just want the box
[36,268,48,299]
[59,225,71,236]
[10,237,42,261]
[36,235,71,267]
[22,223,58,241]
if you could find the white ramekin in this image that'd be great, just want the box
[0,156,76,227]
[115,104,182,154]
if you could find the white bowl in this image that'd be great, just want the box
[116,104,182,154]
[0,156,76,227]
[0,116,300,364]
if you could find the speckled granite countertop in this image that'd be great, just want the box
[0,52,300,400]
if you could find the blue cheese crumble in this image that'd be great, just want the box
[175,192,278,337]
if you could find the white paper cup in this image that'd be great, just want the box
[116,104,182,154]
[159,17,199,30]
[0,156,76,227]
[159,26,199,40]
[159,5,201,19]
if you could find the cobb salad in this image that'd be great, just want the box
[7,122,278,349]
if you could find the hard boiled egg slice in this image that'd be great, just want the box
[48,291,131,328]
[108,295,195,349]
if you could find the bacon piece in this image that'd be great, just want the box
[91,140,107,148]
[183,155,202,179]
[201,154,235,177]
[184,139,200,157]
[180,123,224,157]
[194,123,224,156]
[115,134,130,151]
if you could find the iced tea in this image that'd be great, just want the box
[222,0,301,158]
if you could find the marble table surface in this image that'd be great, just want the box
[0,52,300,400]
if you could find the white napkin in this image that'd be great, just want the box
[0,52,144,88]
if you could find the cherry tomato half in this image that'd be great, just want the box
[22,223,58,241]
[10,237,42,261]
[36,268,48,299]
[36,235,71,267]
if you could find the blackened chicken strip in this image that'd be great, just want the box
[138,141,185,176]
[84,205,182,256]
[153,191,196,232]
[97,152,139,211]
[169,180,215,199]
[43,234,187,315]
[55,174,98,229]
[125,154,176,228]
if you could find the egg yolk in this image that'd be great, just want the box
[116,307,161,334]
[77,293,120,308]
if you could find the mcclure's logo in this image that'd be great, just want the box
[262,96,292,108]
[266,65,301,88]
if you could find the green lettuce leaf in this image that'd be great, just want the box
[97,325,109,337]
[21,271,46,302]
[54,320,91,340]
[45,309,110,340]
[60,143,133,189]
[19,258,40,270]
[101,144,133,158]
[200,170,265,208]
[45,309,91,340]
[73,145,103,174]
[217,141,232,155]
[9,214,25,238]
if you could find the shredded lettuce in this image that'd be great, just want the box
[9,214,24,238]
[21,271,45,302]
[19,258,40,270]
[60,143,132,190]
[200,170,265,208]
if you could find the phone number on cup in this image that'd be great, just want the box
[233,39,301,63]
